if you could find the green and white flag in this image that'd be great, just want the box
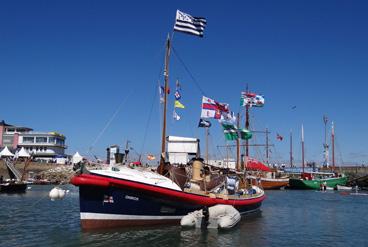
[222,124,238,141]
[239,128,252,140]
[221,124,252,141]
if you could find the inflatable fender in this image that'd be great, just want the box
[180,210,202,227]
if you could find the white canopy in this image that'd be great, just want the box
[18,147,31,158]
[72,151,83,164]
[0,146,14,157]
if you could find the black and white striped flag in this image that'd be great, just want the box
[174,10,207,37]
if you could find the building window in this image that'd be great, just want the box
[48,137,56,144]
[23,137,35,143]
[36,137,47,143]
[56,138,64,146]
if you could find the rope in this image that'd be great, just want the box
[171,46,206,96]
[87,88,135,156]
[139,86,158,159]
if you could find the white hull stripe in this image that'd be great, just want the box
[81,213,183,221]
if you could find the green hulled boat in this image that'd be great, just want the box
[289,174,348,190]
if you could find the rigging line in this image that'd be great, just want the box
[334,135,345,165]
[139,88,158,158]
[143,41,168,151]
[88,88,135,154]
[171,46,206,96]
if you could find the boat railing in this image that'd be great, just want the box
[4,159,22,181]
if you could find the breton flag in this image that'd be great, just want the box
[174,10,207,37]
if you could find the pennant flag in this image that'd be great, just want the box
[174,100,185,108]
[198,119,211,128]
[276,133,283,141]
[174,10,207,37]
[240,92,265,107]
[159,85,165,104]
[222,124,238,141]
[175,90,181,100]
[173,110,181,120]
[176,79,181,90]
[147,154,156,160]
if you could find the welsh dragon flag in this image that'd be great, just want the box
[222,124,252,141]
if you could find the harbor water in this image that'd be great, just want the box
[1,185,367,247]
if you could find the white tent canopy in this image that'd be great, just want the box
[0,146,14,157]
[18,147,31,158]
[72,152,83,164]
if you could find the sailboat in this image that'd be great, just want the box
[288,122,347,190]
[239,92,289,190]
[71,10,265,229]
[0,147,30,193]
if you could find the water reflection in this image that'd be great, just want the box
[1,186,368,246]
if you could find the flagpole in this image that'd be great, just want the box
[158,34,171,175]
[245,84,250,164]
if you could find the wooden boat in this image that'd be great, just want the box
[260,177,289,190]
[0,181,27,193]
[71,163,265,229]
[0,148,32,194]
[71,17,265,229]
[289,122,348,190]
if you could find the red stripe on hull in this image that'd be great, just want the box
[71,174,266,207]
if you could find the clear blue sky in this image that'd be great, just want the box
[1,0,367,165]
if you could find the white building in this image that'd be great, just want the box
[0,120,67,161]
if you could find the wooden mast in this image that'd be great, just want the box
[158,35,171,175]
[301,124,305,173]
[205,127,209,164]
[265,128,269,165]
[331,121,335,172]
[244,84,249,169]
